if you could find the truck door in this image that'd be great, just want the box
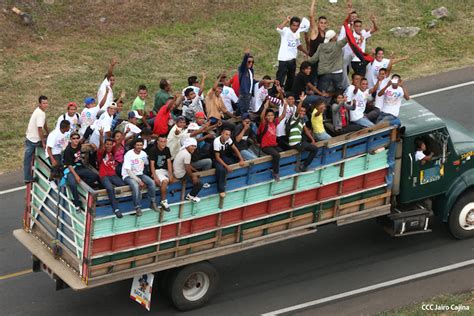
[401,129,451,203]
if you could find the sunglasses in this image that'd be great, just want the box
[71,137,80,140]
[247,60,254,64]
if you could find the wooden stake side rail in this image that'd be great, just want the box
[19,124,396,288]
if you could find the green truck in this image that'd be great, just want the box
[14,99,474,311]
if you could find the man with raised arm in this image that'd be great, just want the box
[97,57,118,111]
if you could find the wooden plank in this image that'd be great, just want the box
[338,191,391,210]
[337,205,391,226]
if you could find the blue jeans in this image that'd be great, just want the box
[215,155,237,193]
[352,117,374,128]
[240,149,258,160]
[100,175,125,212]
[24,139,41,182]
[237,93,252,115]
[191,158,212,171]
[376,112,401,127]
[314,131,332,141]
[124,174,156,208]
[318,73,345,93]
[67,166,100,207]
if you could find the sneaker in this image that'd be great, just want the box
[114,209,123,219]
[75,206,81,214]
[202,183,211,189]
[273,173,280,182]
[297,165,307,172]
[186,194,201,203]
[135,207,142,217]
[150,201,160,212]
[160,200,171,212]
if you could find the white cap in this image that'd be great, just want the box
[187,122,200,130]
[324,30,337,43]
[182,137,197,148]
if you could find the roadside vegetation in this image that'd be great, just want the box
[1,0,473,172]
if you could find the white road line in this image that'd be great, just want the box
[261,259,474,316]
[0,185,26,195]
[0,81,472,196]
[411,81,474,98]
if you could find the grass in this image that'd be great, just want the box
[1,0,473,173]
[379,290,474,316]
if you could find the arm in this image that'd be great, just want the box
[277,102,288,122]
[310,0,317,38]
[198,73,206,96]
[239,49,250,73]
[38,127,46,148]
[307,82,329,97]
[232,144,245,166]
[378,82,391,97]
[400,80,410,100]
[260,99,270,122]
[47,147,57,165]
[68,165,81,183]
[107,57,117,80]
[368,15,378,34]
[150,160,159,185]
[420,153,434,165]
[369,79,381,95]
[277,16,291,30]
[167,159,174,183]
[303,125,316,143]
[297,45,309,56]
[214,151,231,172]
[98,86,110,109]
[309,45,321,63]
[236,124,249,143]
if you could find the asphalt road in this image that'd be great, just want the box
[0,67,473,315]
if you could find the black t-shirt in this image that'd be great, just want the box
[292,72,311,97]
[233,123,254,151]
[148,145,171,170]
[63,144,83,167]
[309,32,325,57]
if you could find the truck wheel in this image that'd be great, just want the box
[168,261,219,311]
[448,191,474,239]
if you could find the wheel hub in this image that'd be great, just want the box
[458,203,474,230]
[182,272,210,302]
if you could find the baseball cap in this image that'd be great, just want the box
[324,30,337,43]
[128,110,142,119]
[242,113,250,120]
[195,111,206,119]
[188,122,200,130]
[84,97,96,106]
[67,102,77,109]
[176,116,186,122]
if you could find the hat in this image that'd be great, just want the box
[84,97,96,106]
[188,122,200,130]
[324,30,337,43]
[182,137,197,149]
[242,113,250,120]
[67,102,77,109]
[128,110,142,119]
[195,111,206,119]
[176,116,186,122]
[109,102,118,109]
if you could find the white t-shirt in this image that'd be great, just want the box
[381,86,404,117]
[46,128,68,157]
[374,78,390,109]
[339,24,354,58]
[56,113,81,132]
[173,148,192,179]
[213,137,233,153]
[122,149,148,179]
[89,111,114,147]
[351,30,371,62]
[276,104,297,137]
[221,86,238,113]
[97,78,114,111]
[79,106,100,136]
[277,27,301,61]
[167,125,186,159]
[367,58,390,88]
[345,85,368,121]
[250,82,269,113]
[415,150,425,161]
[26,107,46,142]
[125,122,141,138]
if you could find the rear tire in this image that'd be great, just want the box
[448,191,474,239]
[168,261,219,311]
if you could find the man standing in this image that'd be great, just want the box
[24,96,49,183]
[237,49,258,115]
[149,135,173,212]
[97,57,118,111]
[275,16,309,92]
[153,79,172,114]
[46,120,70,167]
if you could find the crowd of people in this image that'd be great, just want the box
[23,0,410,219]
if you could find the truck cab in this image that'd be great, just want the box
[393,100,474,239]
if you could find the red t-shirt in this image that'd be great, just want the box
[98,150,117,177]
[153,101,172,135]
[229,73,240,97]
[259,119,279,148]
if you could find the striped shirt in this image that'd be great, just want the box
[288,114,305,146]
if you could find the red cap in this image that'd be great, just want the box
[67,102,77,109]
[195,111,206,119]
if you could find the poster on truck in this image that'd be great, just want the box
[130,273,154,311]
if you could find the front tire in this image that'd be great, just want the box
[168,261,219,311]
[448,191,474,239]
